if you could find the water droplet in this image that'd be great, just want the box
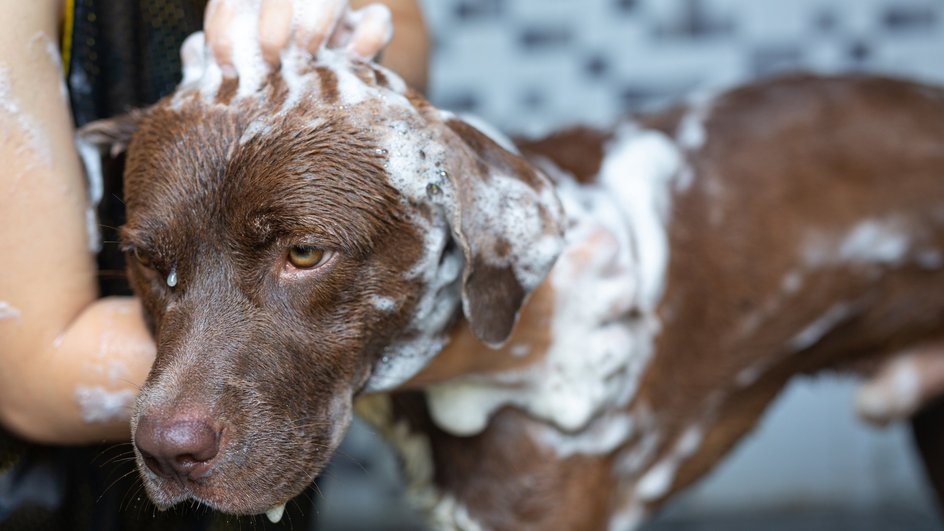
[381,356,391,363]
[375,148,388,155]
[438,170,449,179]
[166,267,178,288]
[426,183,442,197]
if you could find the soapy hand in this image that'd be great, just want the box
[856,344,944,425]
[200,0,393,77]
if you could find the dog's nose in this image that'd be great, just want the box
[135,415,221,480]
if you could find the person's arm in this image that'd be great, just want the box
[0,0,428,445]
[0,0,155,444]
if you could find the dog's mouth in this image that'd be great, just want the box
[136,423,343,521]
[133,392,355,521]
[141,472,302,523]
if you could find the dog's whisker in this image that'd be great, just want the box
[91,441,134,464]
[97,467,142,504]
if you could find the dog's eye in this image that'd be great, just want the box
[133,248,153,269]
[288,246,327,269]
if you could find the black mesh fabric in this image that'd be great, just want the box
[68,0,207,127]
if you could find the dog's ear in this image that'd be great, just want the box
[439,118,565,348]
[76,110,144,158]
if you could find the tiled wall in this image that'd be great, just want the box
[424,0,944,136]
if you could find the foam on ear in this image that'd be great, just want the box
[76,111,145,252]
[441,118,565,347]
[76,110,144,158]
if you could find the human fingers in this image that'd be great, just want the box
[857,348,944,425]
[205,0,240,77]
[258,0,293,67]
[345,3,393,60]
[180,32,208,85]
[293,0,347,54]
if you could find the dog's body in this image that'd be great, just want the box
[366,75,944,530]
[83,22,944,531]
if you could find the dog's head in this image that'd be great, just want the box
[80,39,563,515]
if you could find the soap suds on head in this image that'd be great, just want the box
[169,28,448,392]
[0,301,22,322]
[74,385,135,423]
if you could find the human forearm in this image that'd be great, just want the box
[0,0,154,444]
[1,297,154,444]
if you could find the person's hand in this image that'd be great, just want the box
[202,0,393,78]
[857,345,944,425]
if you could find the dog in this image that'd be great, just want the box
[79,4,944,530]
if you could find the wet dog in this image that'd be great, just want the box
[81,4,944,530]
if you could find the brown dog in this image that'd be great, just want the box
[81,15,944,531]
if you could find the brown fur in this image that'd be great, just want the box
[398,75,944,529]
[83,69,944,528]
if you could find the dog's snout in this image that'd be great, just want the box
[135,414,221,480]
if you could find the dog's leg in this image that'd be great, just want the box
[359,393,620,531]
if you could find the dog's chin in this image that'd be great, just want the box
[139,449,335,516]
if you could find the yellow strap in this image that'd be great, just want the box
[62,0,76,76]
